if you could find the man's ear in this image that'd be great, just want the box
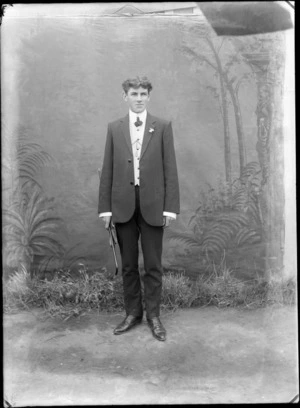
[122,91,128,101]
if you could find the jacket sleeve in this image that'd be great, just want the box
[162,121,180,214]
[98,124,113,214]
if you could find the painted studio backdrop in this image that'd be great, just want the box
[2,3,293,282]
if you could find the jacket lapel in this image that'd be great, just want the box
[120,114,132,155]
[140,113,156,160]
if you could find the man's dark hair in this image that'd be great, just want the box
[122,76,153,94]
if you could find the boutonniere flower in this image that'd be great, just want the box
[149,127,155,133]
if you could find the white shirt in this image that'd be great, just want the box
[99,109,176,220]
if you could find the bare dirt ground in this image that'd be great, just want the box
[3,306,298,406]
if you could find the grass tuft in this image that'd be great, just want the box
[3,265,124,318]
[190,267,297,309]
[161,272,194,311]
[3,263,297,319]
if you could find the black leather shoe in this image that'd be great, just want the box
[113,315,143,335]
[147,317,166,341]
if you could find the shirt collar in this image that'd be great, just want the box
[129,109,147,123]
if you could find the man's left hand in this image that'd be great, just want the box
[163,216,174,228]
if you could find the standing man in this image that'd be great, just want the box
[98,76,180,341]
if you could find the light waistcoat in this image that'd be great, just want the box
[129,109,147,186]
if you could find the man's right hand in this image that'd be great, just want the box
[102,215,111,230]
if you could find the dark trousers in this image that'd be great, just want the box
[115,186,164,318]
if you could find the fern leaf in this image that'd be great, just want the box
[202,238,224,253]
[208,224,233,240]
[246,200,260,224]
[217,212,248,229]
[202,232,228,248]
[167,230,200,248]
[188,215,197,226]
[241,161,261,178]
[236,227,261,246]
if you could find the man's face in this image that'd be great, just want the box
[123,86,150,113]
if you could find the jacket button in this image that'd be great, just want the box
[128,159,132,163]
[130,182,134,185]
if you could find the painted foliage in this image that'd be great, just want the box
[2,5,286,279]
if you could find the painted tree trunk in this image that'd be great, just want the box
[225,76,247,177]
[219,71,232,185]
[206,37,232,185]
[246,45,285,279]
[265,52,285,279]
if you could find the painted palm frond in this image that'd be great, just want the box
[3,208,26,233]
[3,186,64,271]
[2,126,63,275]
[23,189,50,227]
[19,149,52,176]
[13,137,53,189]
[30,220,63,238]
[30,239,64,256]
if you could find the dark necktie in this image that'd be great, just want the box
[134,117,143,127]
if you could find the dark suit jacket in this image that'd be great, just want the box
[98,112,180,226]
